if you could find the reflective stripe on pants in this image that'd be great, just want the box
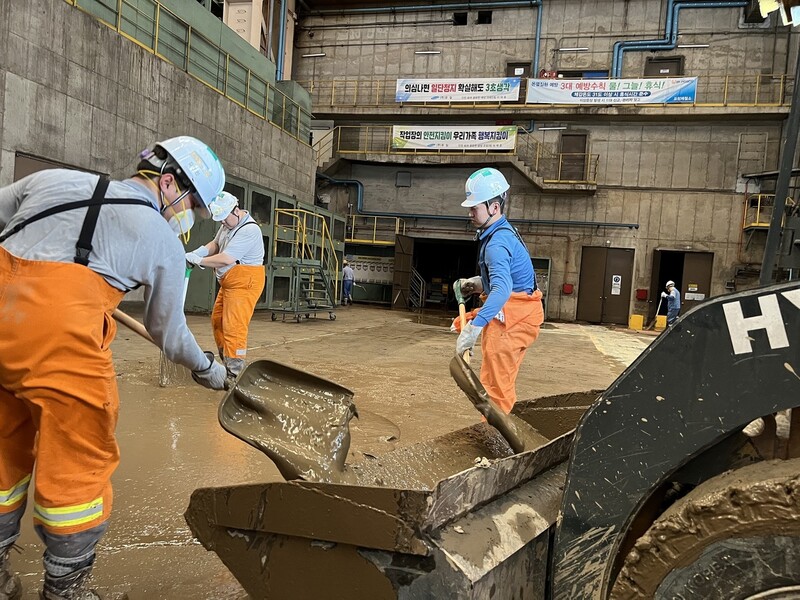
[0,246,124,536]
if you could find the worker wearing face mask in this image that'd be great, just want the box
[451,167,544,415]
[185,191,266,377]
[0,136,228,600]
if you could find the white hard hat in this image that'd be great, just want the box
[209,191,238,222]
[462,167,510,207]
[666,280,675,287]
[155,136,225,217]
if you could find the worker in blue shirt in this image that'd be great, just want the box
[662,280,681,325]
[452,167,544,414]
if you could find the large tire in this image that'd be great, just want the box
[611,458,800,600]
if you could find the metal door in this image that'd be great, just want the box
[576,247,606,322]
[392,235,414,309]
[577,247,634,324]
[603,248,634,324]
[681,252,714,313]
[559,133,588,181]
[644,56,684,77]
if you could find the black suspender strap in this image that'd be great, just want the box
[74,177,110,265]
[227,220,259,265]
[0,177,154,267]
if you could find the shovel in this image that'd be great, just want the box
[112,309,358,482]
[645,296,663,330]
[450,282,528,453]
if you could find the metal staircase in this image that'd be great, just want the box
[269,208,339,322]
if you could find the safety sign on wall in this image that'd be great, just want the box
[391,125,517,151]
[395,77,521,102]
[611,274,622,295]
[526,77,697,105]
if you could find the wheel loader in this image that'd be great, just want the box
[184,279,800,599]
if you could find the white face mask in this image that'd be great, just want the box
[167,207,195,243]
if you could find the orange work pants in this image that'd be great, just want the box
[211,265,266,360]
[480,290,544,414]
[0,247,124,536]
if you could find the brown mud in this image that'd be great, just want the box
[10,306,651,599]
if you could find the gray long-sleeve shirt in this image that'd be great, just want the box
[0,169,209,372]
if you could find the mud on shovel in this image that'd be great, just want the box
[450,282,528,454]
[112,310,358,481]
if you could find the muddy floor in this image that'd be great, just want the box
[10,304,655,599]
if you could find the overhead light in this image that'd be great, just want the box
[556,47,589,52]
[677,43,709,48]
[415,50,441,55]
[301,52,326,58]
[538,126,567,131]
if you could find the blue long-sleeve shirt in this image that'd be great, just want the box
[666,288,681,312]
[474,216,536,328]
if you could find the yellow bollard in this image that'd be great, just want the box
[655,315,667,331]
[628,314,644,331]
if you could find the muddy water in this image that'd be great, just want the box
[9,307,651,599]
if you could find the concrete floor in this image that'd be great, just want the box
[10,304,655,599]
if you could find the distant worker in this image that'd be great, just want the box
[452,167,544,414]
[185,192,265,377]
[342,260,355,306]
[662,280,681,325]
[0,136,228,600]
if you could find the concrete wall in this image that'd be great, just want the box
[294,1,794,81]
[294,0,795,321]
[0,0,314,200]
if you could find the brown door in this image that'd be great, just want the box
[559,133,588,181]
[603,248,634,324]
[506,62,530,103]
[392,234,414,309]
[644,56,684,77]
[576,247,605,322]
[681,252,714,313]
[577,246,634,325]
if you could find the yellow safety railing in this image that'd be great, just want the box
[274,208,340,299]
[515,134,599,184]
[64,0,311,144]
[298,73,793,109]
[345,215,407,245]
[743,194,776,230]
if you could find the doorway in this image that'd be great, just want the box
[576,246,635,324]
[644,56,685,77]
[559,133,588,181]
[649,250,714,321]
[392,236,480,311]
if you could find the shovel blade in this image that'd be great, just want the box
[218,360,357,482]
[449,353,528,453]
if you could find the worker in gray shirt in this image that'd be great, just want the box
[0,136,227,600]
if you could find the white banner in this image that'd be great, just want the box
[526,77,698,104]
[391,126,517,151]
[395,78,521,102]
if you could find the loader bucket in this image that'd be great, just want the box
[185,390,600,599]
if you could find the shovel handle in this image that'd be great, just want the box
[113,309,158,347]
[458,303,471,363]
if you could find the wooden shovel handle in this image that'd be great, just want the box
[458,303,470,363]
[113,309,157,347]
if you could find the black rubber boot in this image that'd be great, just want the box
[40,566,101,600]
[0,546,22,600]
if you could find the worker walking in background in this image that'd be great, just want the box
[185,191,265,377]
[0,136,228,600]
[662,280,681,325]
[342,260,355,306]
[452,167,544,415]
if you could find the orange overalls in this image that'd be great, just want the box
[453,290,544,414]
[211,265,266,362]
[0,247,124,536]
